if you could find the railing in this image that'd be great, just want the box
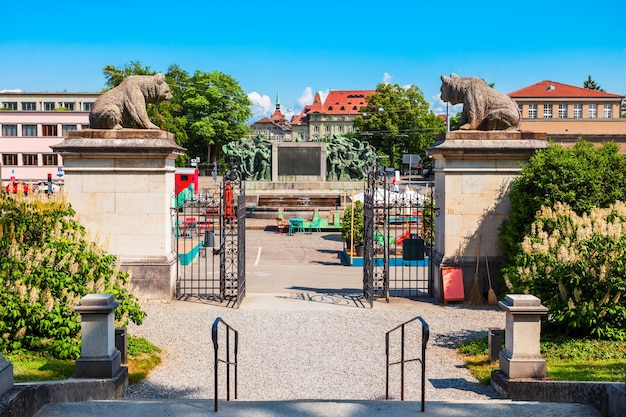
[212,317,239,412]
[385,316,429,412]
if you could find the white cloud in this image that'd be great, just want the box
[248,91,272,121]
[298,87,314,107]
[318,89,329,104]
[431,92,462,116]
[383,72,392,84]
[297,87,329,109]
[0,89,21,93]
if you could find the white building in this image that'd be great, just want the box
[0,91,99,183]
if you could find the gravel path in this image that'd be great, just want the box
[124,227,506,402]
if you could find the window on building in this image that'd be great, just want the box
[42,124,58,136]
[58,102,75,110]
[2,154,18,166]
[21,102,37,111]
[22,124,38,136]
[518,104,523,116]
[1,102,17,110]
[558,104,568,118]
[43,102,55,111]
[603,104,612,118]
[543,104,553,119]
[573,104,583,118]
[2,124,18,136]
[338,125,344,133]
[42,153,59,166]
[22,154,38,166]
[82,102,94,112]
[313,126,319,133]
[588,104,597,119]
[528,104,537,119]
[62,125,77,135]
[325,126,330,133]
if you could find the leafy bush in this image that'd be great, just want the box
[499,140,626,266]
[504,202,626,340]
[341,201,364,248]
[0,192,145,359]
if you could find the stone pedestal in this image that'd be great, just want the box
[426,130,548,302]
[74,294,121,378]
[0,355,14,396]
[498,294,548,379]
[52,129,184,299]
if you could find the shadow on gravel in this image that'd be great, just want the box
[429,377,500,398]
[125,383,205,400]
[310,249,344,265]
[433,329,489,349]
[280,287,367,308]
[321,233,343,242]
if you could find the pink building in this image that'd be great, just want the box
[0,91,99,184]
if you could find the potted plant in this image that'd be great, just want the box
[341,200,365,256]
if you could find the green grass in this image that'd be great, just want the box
[458,335,626,385]
[5,335,161,384]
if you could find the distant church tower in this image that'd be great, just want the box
[249,91,292,141]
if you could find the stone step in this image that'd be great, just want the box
[34,399,601,417]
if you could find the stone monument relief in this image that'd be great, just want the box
[222,134,377,181]
[440,74,521,131]
[89,73,172,130]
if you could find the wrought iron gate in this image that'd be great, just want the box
[363,170,435,307]
[174,170,246,307]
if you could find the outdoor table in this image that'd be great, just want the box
[288,218,305,235]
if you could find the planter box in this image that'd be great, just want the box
[342,250,429,267]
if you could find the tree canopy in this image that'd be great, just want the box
[352,83,445,168]
[100,61,252,167]
[583,75,605,92]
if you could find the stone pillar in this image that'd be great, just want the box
[52,129,184,299]
[0,355,14,396]
[426,130,547,302]
[498,294,548,379]
[74,294,121,378]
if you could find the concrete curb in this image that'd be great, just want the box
[0,367,127,417]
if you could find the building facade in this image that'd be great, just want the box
[0,91,98,183]
[291,89,375,141]
[248,94,292,141]
[509,80,626,151]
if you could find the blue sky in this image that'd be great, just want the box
[2,0,625,121]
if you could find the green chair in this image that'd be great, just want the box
[308,217,321,233]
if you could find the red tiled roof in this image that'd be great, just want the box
[322,90,376,114]
[291,105,311,125]
[309,92,325,114]
[509,80,623,99]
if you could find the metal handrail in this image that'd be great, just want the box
[212,317,239,412]
[385,316,429,412]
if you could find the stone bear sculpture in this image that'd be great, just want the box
[89,73,172,130]
[440,74,520,131]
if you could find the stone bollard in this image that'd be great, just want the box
[488,328,503,364]
[498,294,548,379]
[0,355,14,396]
[74,294,121,378]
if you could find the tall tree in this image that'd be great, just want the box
[100,63,252,167]
[583,75,605,92]
[353,83,445,168]
[102,61,154,90]
[182,70,252,166]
